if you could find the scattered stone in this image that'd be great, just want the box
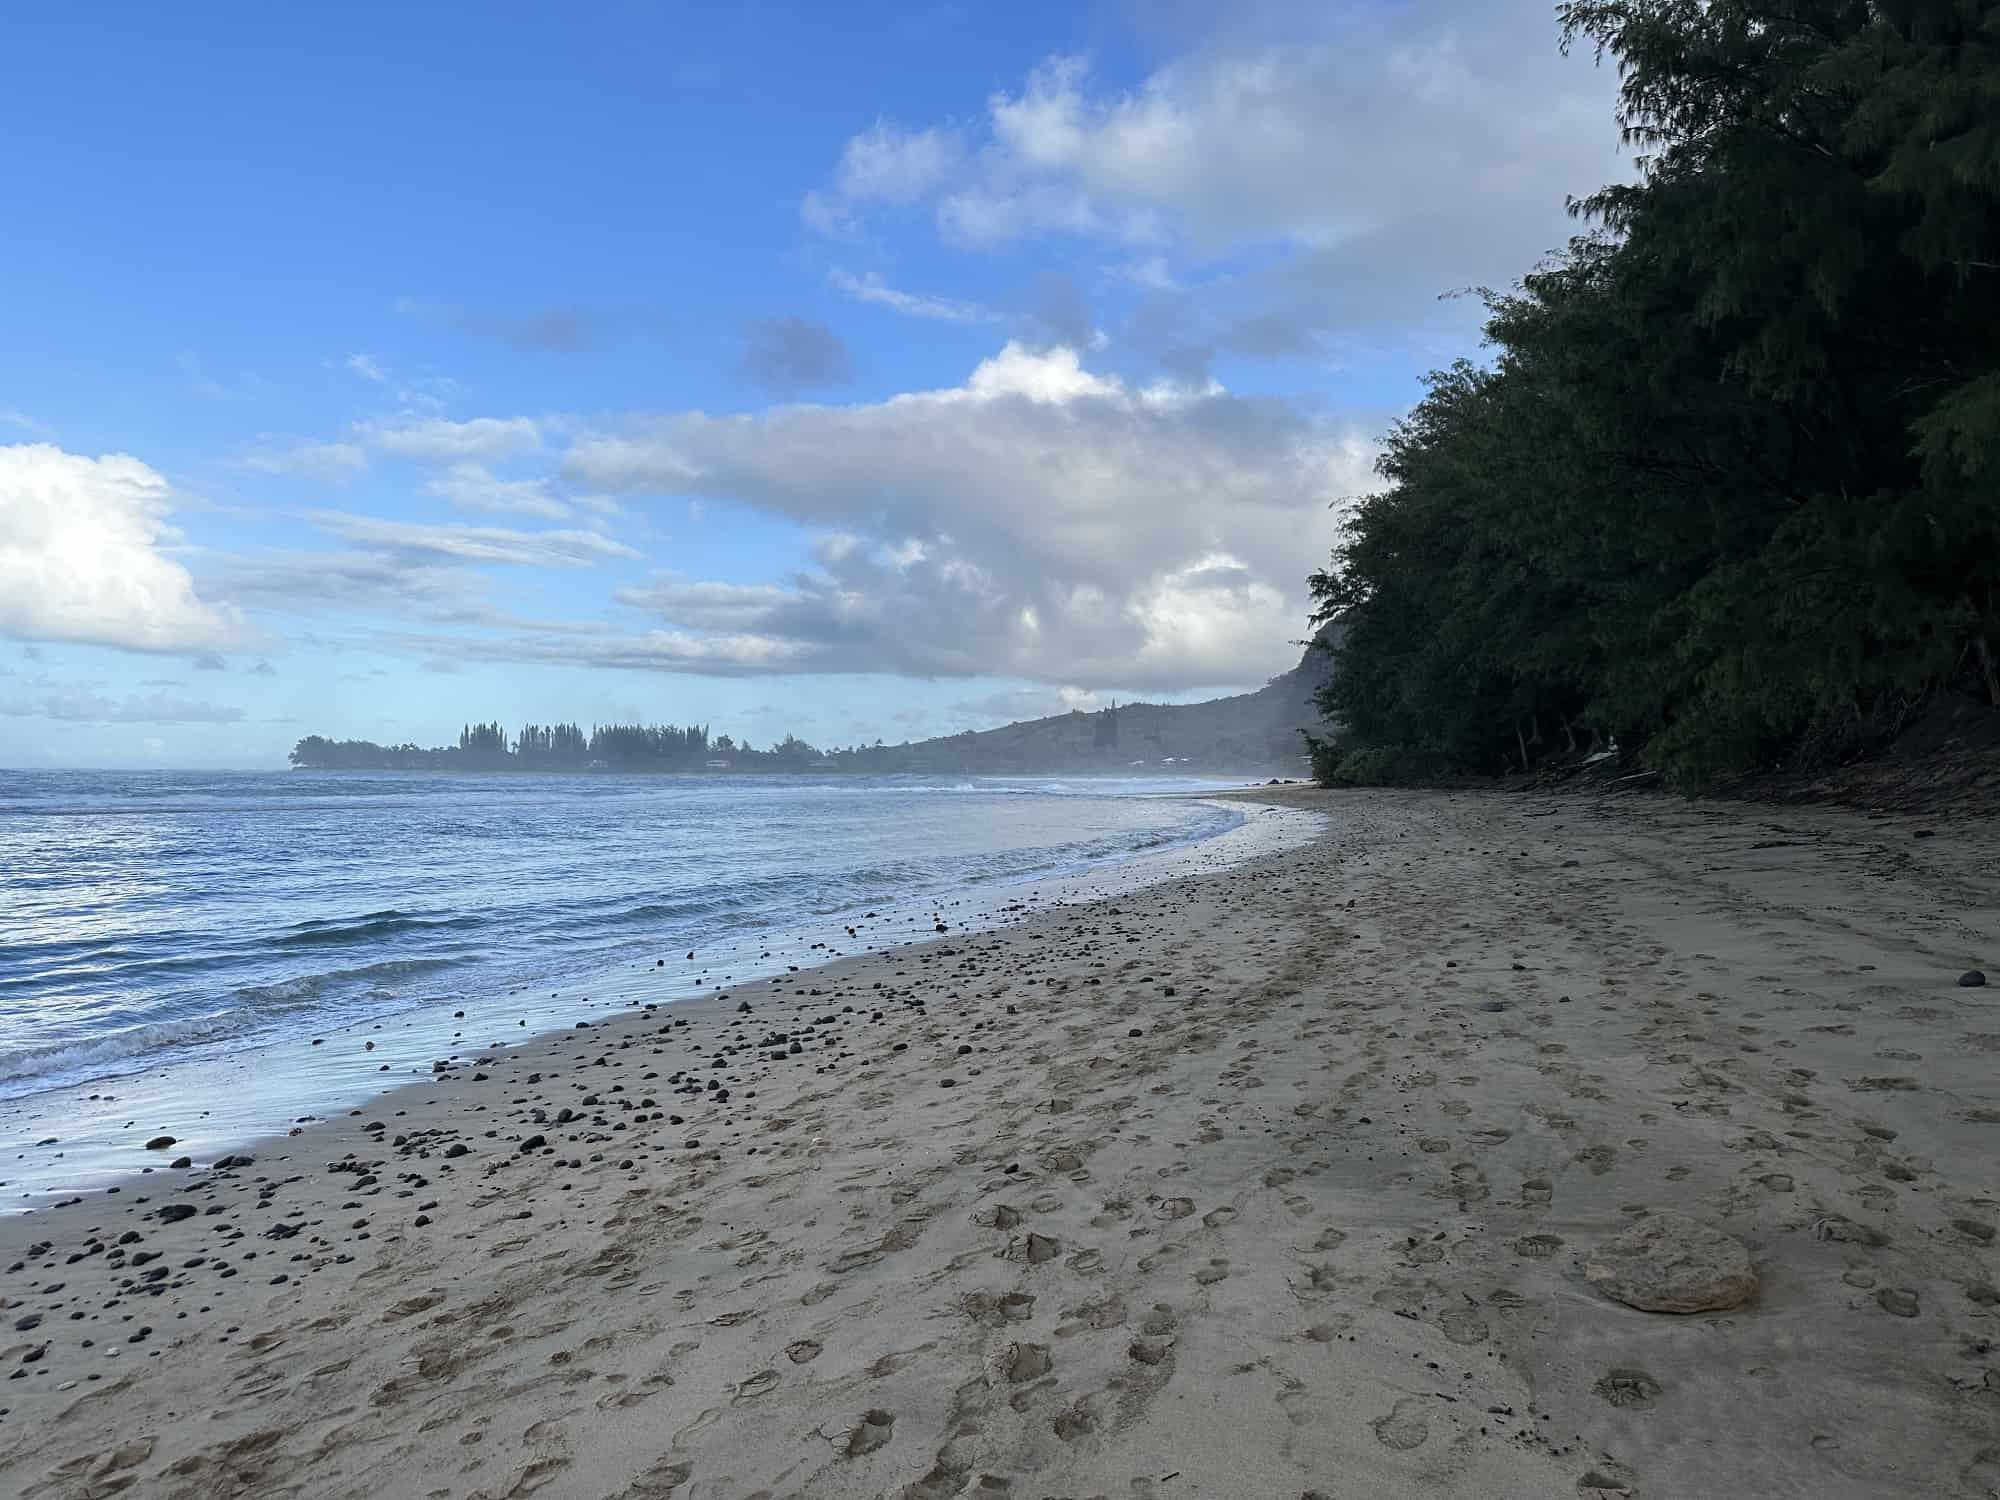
[1961,970,1988,988]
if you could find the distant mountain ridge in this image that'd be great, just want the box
[289,633,1337,776]
[880,630,1338,777]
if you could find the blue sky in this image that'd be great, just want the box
[0,0,1624,768]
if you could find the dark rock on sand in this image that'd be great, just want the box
[144,1136,176,1151]
[1961,970,1987,988]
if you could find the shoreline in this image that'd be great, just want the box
[3,787,1996,1498]
[2,790,1314,1209]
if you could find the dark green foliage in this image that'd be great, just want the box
[1307,739,1460,789]
[1315,0,2000,787]
[293,721,750,772]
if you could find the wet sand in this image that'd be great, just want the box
[2,788,1997,1499]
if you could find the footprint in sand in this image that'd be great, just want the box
[1302,1313,1355,1341]
[1052,1400,1099,1442]
[1439,1307,1489,1345]
[1371,1398,1430,1450]
[1002,1342,1052,1382]
[844,1409,896,1457]
[1022,1232,1062,1265]
[1447,1163,1490,1204]
[1577,1462,1639,1497]
[1593,1368,1662,1408]
[965,1291,1036,1326]
[786,1339,822,1363]
[615,1457,691,1498]
[1194,1259,1230,1285]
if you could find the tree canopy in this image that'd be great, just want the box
[1312,0,2000,787]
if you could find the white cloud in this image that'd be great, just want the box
[423,463,571,519]
[829,269,997,323]
[0,444,249,654]
[616,579,796,631]
[803,121,963,235]
[951,341,1121,403]
[560,342,1372,690]
[358,415,542,462]
[235,439,368,482]
[311,512,639,567]
[805,3,1624,293]
[345,353,388,383]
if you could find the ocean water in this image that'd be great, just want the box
[1,770,1312,1203]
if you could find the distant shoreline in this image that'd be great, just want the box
[284,764,1302,778]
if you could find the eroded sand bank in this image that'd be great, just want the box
[3,788,1997,1499]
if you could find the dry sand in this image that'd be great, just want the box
[3,787,1998,1500]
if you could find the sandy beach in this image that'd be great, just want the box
[3,786,1998,1500]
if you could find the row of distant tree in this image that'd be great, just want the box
[1312,1,2000,788]
[288,722,839,772]
[281,700,1276,775]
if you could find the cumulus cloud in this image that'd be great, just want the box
[802,121,963,235]
[805,2,1626,358]
[423,463,571,519]
[0,444,249,654]
[560,341,1371,690]
[0,688,246,724]
[357,415,541,463]
[739,317,853,394]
